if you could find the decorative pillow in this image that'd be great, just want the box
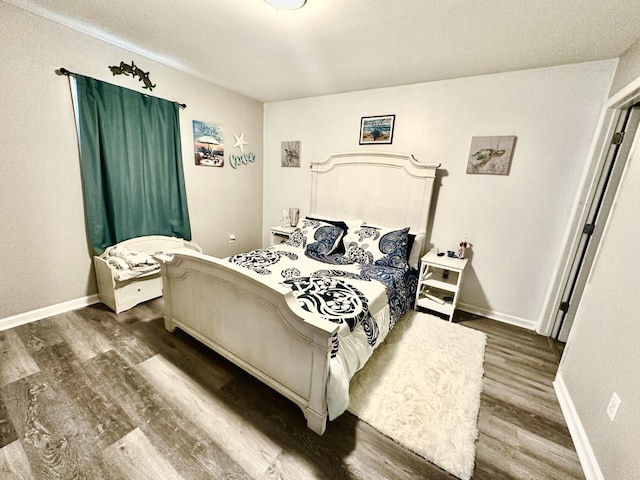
[286,218,344,254]
[305,215,350,253]
[343,224,410,268]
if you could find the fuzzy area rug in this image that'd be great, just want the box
[347,310,487,480]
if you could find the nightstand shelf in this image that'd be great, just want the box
[414,251,468,321]
[269,225,296,245]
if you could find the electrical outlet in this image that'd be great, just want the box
[229,234,236,243]
[606,392,622,421]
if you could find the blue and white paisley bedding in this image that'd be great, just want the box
[226,241,417,419]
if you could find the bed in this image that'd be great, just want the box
[162,152,440,434]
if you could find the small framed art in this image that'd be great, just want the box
[281,141,301,167]
[359,114,395,145]
[466,135,517,175]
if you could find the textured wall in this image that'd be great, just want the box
[0,3,263,320]
[558,39,640,480]
[609,36,640,97]
[263,61,615,329]
[559,126,640,479]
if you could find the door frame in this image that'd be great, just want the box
[554,106,640,341]
[538,76,640,338]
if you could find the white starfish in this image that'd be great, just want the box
[233,133,249,154]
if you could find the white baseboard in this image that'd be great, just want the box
[3,297,536,332]
[0,294,101,332]
[553,373,604,480]
[457,302,537,330]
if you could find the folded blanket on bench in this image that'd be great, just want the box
[102,245,161,282]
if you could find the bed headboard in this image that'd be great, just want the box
[310,152,440,233]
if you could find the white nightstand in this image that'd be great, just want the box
[269,225,297,245]
[414,251,468,321]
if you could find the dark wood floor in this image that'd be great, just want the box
[0,300,584,479]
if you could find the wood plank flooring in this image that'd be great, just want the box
[0,301,584,479]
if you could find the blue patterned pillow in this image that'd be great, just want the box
[343,224,410,268]
[286,218,344,254]
[305,216,350,253]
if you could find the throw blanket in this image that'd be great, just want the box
[102,245,160,282]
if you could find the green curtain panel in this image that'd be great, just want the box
[75,75,191,254]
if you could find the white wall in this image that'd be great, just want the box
[557,121,640,480]
[0,3,263,321]
[556,41,640,480]
[263,61,615,328]
[610,36,640,97]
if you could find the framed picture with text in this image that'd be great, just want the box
[193,120,224,167]
[359,114,395,145]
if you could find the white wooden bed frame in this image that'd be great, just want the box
[162,152,439,434]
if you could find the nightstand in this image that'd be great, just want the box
[270,225,297,245]
[414,251,468,321]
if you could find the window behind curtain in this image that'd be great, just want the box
[74,75,191,254]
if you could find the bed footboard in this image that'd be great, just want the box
[161,252,337,435]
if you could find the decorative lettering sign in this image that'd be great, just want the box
[230,132,255,169]
[229,152,256,169]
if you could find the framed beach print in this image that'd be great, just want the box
[359,114,395,145]
[466,135,517,175]
[193,120,224,167]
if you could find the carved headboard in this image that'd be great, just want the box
[310,152,440,233]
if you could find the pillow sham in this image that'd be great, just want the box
[286,218,344,254]
[305,215,350,253]
[342,224,410,268]
[306,216,365,253]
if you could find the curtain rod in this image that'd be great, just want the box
[57,67,187,109]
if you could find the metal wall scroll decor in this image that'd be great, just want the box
[108,61,156,91]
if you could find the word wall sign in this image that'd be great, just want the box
[229,132,256,169]
[229,152,256,169]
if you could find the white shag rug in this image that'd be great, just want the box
[348,310,487,480]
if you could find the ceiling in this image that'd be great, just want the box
[7,0,640,102]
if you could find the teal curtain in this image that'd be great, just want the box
[75,75,191,254]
